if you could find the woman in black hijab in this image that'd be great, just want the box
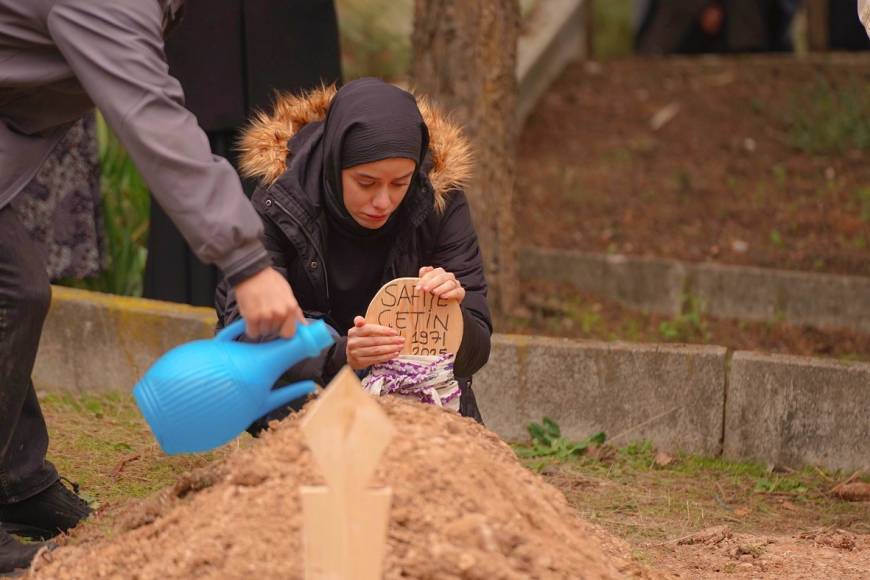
[216,78,492,425]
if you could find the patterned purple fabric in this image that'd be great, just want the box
[362,354,460,410]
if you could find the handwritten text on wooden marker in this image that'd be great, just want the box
[365,277,463,356]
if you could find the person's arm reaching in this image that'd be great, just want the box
[46,0,301,337]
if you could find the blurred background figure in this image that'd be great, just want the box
[12,113,106,282]
[634,0,802,54]
[635,0,869,55]
[143,0,342,306]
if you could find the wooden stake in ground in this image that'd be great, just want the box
[299,367,395,580]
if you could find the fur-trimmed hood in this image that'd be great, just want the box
[238,85,472,213]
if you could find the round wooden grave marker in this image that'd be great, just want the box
[365,277,463,356]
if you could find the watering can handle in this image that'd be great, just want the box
[216,319,247,342]
[215,318,333,354]
[217,319,292,342]
[216,318,308,342]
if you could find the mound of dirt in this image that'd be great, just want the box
[29,398,657,579]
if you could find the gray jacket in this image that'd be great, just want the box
[0,0,268,281]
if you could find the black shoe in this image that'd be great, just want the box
[0,529,48,576]
[0,478,91,541]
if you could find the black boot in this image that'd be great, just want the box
[0,478,91,541]
[0,530,46,576]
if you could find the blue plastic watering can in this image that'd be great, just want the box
[133,318,334,455]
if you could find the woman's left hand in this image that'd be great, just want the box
[417,266,465,303]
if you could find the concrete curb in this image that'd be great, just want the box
[34,286,216,394]
[474,335,727,455]
[33,286,868,471]
[520,247,870,334]
[725,352,870,472]
[519,248,687,314]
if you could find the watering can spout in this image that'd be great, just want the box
[297,321,335,355]
[260,381,318,416]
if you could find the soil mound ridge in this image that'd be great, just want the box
[30,398,657,579]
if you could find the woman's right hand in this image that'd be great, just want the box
[346,316,405,370]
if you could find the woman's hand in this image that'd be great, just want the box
[417,266,465,303]
[346,316,405,370]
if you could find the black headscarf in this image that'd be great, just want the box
[307,78,430,331]
[320,77,429,237]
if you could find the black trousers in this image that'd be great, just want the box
[0,205,58,504]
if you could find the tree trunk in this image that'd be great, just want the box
[411,0,521,315]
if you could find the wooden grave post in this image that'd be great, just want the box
[364,277,464,356]
[300,367,396,579]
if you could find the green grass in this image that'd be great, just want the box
[57,116,150,297]
[788,80,870,154]
[658,293,710,343]
[855,187,870,223]
[770,229,785,249]
[513,417,606,464]
[41,391,239,510]
[592,0,633,59]
[335,0,412,80]
[518,434,870,542]
[771,164,787,187]
[503,282,870,362]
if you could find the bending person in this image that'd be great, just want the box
[216,78,492,427]
[0,1,303,572]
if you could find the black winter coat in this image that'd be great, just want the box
[215,86,492,421]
